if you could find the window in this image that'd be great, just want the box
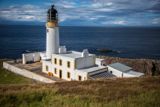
[78,75,82,81]
[67,61,70,68]
[46,66,48,71]
[59,59,62,66]
[67,72,70,79]
[54,58,57,64]
[54,68,57,74]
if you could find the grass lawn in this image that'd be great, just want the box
[0,60,160,107]
[0,77,160,107]
[0,60,33,84]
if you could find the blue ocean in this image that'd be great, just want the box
[0,25,160,59]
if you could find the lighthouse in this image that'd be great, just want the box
[20,4,144,81]
[45,5,59,59]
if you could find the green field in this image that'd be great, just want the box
[0,60,33,84]
[0,77,160,107]
[0,60,160,107]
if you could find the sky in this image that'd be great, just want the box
[0,0,160,26]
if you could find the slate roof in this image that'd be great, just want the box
[107,63,132,72]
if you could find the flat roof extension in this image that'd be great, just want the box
[107,62,132,72]
[54,51,95,59]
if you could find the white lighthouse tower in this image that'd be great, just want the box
[21,4,144,80]
[45,5,59,59]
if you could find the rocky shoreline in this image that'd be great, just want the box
[98,56,160,76]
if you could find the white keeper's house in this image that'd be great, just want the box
[22,5,144,81]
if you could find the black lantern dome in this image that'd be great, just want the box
[47,5,58,22]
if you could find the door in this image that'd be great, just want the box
[59,70,62,78]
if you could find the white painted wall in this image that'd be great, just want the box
[3,61,55,83]
[46,27,59,59]
[42,54,91,81]
[75,56,95,69]
[75,71,88,81]
[123,71,144,77]
[42,54,76,81]
[59,46,67,54]
[95,58,103,66]
[42,52,107,81]
[123,72,137,77]
[107,66,144,77]
[42,60,52,74]
[107,66,123,77]
[22,52,41,64]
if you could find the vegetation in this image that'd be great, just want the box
[0,59,160,107]
[0,60,33,84]
[0,77,160,107]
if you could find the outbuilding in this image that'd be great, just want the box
[107,63,144,77]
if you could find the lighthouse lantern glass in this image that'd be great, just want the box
[47,5,58,22]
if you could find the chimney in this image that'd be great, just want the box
[82,49,89,57]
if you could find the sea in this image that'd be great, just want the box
[0,25,160,59]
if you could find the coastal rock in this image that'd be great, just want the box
[97,48,113,53]
[96,48,120,53]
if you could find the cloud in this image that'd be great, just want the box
[53,0,160,26]
[0,0,160,26]
[112,20,127,25]
[0,4,46,22]
[152,18,160,24]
